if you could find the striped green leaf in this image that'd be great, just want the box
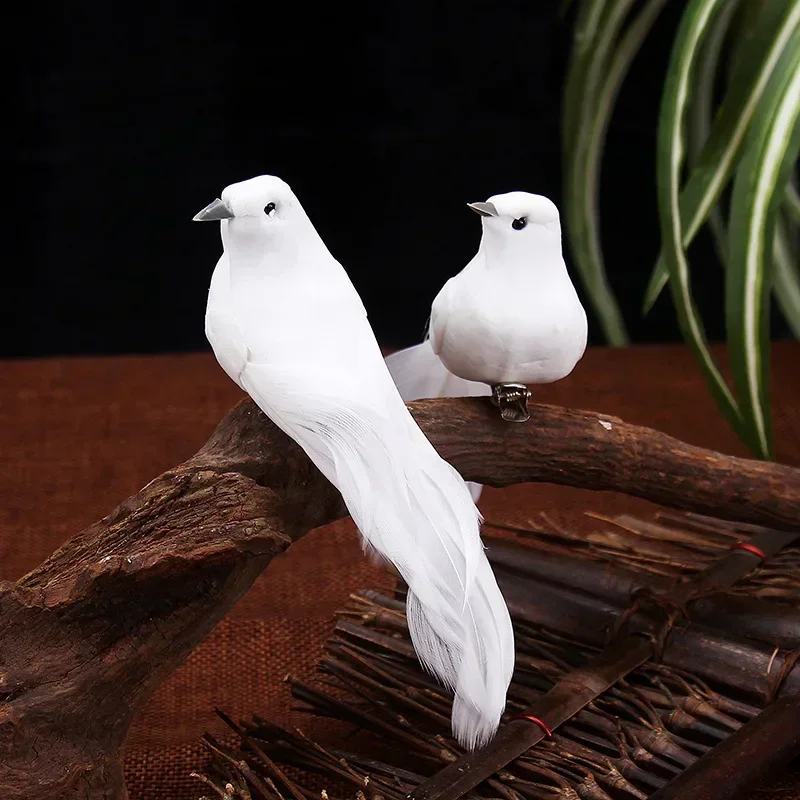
[644,0,800,314]
[785,179,800,224]
[782,175,800,272]
[773,210,800,339]
[687,0,743,266]
[563,1,609,159]
[656,0,746,438]
[563,0,631,346]
[727,0,771,79]
[581,0,670,263]
[727,31,800,458]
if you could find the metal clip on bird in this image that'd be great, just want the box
[490,383,532,423]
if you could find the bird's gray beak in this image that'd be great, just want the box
[467,201,499,217]
[192,198,234,222]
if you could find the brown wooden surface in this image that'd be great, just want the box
[0,343,798,799]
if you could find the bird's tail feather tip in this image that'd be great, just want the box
[451,697,504,751]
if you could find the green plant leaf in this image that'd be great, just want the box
[563,0,637,346]
[782,173,800,272]
[687,0,743,265]
[774,209,800,339]
[576,0,669,344]
[656,0,745,438]
[785,178,800,224]
[559,0,579,20]
[727,31,800,458]
[644,0,800,314]
[727,0,771,80]
[563,1,609,159]
[583,0,671,265]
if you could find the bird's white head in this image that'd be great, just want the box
[193,174,323,266]
[467,191,562,265]
[192,174,309,231]
[468,191,560,235]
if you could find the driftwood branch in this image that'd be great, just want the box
[1,396,799,800]
[412,399,800,529]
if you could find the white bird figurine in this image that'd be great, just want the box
[387,191,588,427]
[194,175,514,749]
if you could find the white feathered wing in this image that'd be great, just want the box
[209,257,514,749]
[386,339,490,503]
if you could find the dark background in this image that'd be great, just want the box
[8,2,784,359]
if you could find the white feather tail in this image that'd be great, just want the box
[243,365,514,749]
[386,341,489,503]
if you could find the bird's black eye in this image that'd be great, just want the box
[265,202,276,215]
[512,217,527,231]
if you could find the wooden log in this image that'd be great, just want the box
[0,401,345,800]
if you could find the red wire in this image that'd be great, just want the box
[510,713,553,738]
[729,542,767,561]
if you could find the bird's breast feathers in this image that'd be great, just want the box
[432,274,587,384]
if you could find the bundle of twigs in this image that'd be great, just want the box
[483,512,800,651]
[489,510,800,607]
[194,511,800,800]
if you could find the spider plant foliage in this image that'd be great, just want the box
[562,0,800,460]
